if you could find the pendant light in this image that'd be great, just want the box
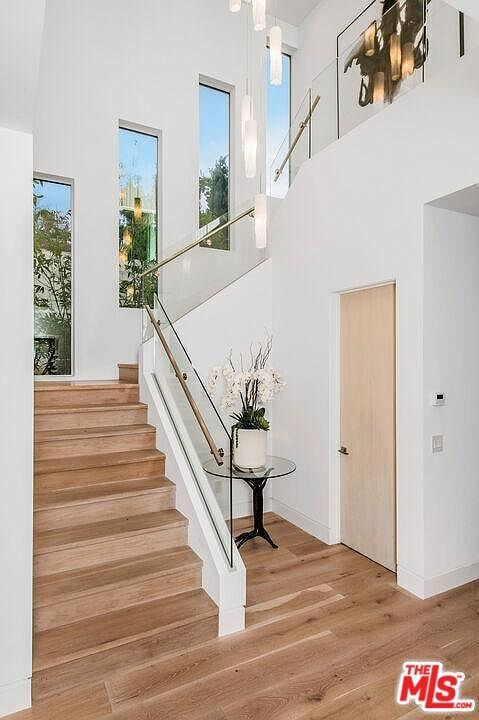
[241,93,253,142]
[254,193,267,249]
[252,0,266,31]
[270,25,283,86]
[229,0,241,11]
[364,22,376,57]
[373,71,385,103]
[390,33,402,82]
[244,118,258,178]
[402,42,415,78]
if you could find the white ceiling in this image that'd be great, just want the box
[267,0,321,26]
[430,184,479,218]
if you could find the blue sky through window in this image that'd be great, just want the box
[199,84,230,176]
[267,51,291,198]
[34,180,71,215]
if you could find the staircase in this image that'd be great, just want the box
[32,365,218,700]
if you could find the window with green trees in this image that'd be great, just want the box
[33,177,73,376]
[119,126,159,307]
[199,82,230,250]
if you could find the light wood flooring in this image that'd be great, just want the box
[9,512,479,720]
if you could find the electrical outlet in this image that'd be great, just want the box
[432,435,444,454]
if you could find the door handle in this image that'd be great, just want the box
[338,446,350,456]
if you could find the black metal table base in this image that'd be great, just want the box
[234,476,278,550]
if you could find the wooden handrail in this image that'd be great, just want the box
[145,305,225,466]
[274,94,321,182]
[139,206,255,279]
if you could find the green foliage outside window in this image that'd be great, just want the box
[199,155,230,250]
[33,179,72,375]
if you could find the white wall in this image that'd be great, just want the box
[35,0,269,380]
[270,46,479,596]
[0,0,46,133]
[423,206,479,595]
[177,259,273,518]
[0,127,34,716]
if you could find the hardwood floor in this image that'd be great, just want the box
[9,513,479,720]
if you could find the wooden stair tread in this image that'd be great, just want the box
[35,476,174,511]
[35,424,155,443]
[35,402,147,416]
[35,510,187,555]
[35,449,165,475]
[118,363,138,369]
[34,547,201,608]
[34,589,217,670]
[35,381,138,390]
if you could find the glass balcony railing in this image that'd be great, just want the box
[270,0,479,196]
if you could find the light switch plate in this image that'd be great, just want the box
[432,435,444,453]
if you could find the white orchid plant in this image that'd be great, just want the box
[207,335,285,432]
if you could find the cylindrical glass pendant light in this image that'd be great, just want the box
[373,71,385,104]
[244,118,258,178]
[254,193,267,249]
[390,33,402,81]
[364,21,376,57]
[252,0,266,31]
[229,0,241,11]
[402,42,415,78]
[241,93,253,143]
[270,25,283,85]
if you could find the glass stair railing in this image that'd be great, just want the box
[140,200,266,323]
[139,201,267,568]
[270,0,479,196]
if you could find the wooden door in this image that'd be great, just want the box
[340,283,396,571]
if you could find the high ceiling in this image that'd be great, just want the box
[267,0,321,26]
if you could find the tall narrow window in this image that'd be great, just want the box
[33,177,73,376]
[199,82,231,250]
[267,51,291,198]
[119,125,159,307]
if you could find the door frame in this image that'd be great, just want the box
[329,280,399,566]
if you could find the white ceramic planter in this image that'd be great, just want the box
[233,428,267,470]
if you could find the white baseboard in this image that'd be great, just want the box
[397,566,427,599]
[271,498,332,544]
[0,678,31,718]
[219,605,245,637]
[398,561,479,600]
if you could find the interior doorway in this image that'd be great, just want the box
[339,283,397,572]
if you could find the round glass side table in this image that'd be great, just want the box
[203,455,296,549]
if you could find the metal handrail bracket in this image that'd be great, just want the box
[274,94,321,182]
[145,305,225,466]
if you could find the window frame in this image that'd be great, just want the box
[118,120,162,307]
[198,75,234,251]
[33,171,75,379]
